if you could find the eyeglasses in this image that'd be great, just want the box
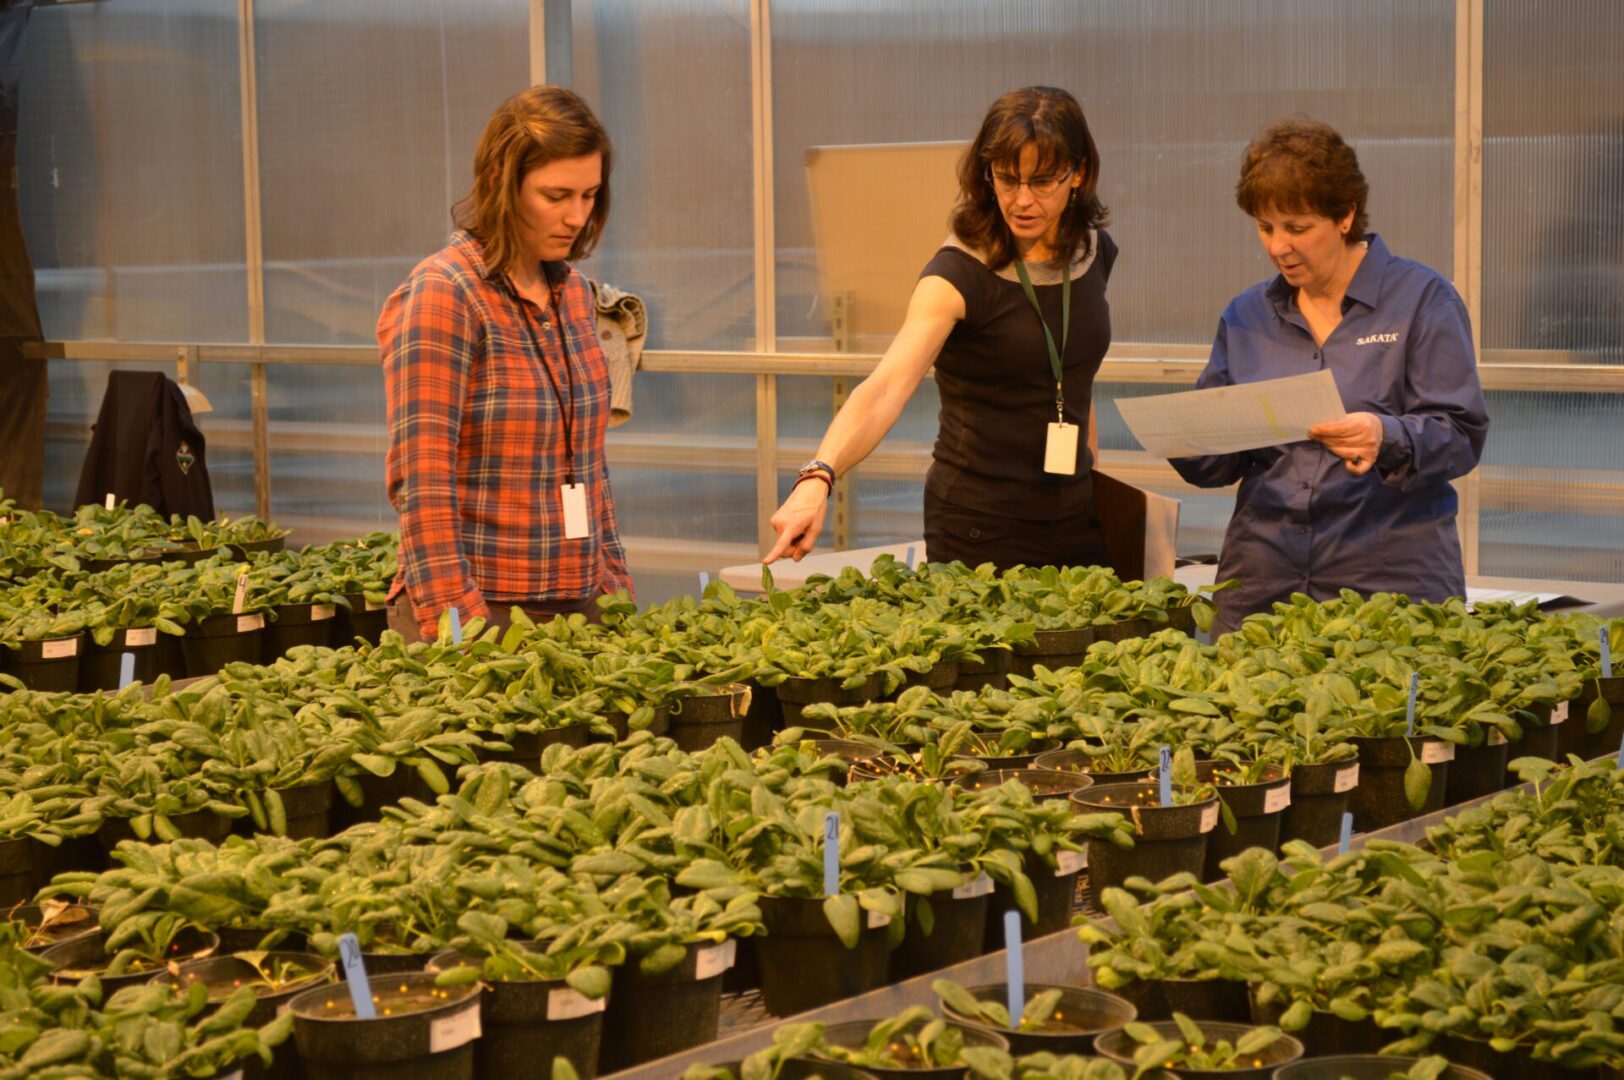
[985,166,1074,198]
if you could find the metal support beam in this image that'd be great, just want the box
[530,0,572,87]
[1453,0,1485,575]
[829,290,854,550]
[750,0,777,555]
[237,0,271,519]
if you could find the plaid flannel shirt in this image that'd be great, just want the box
[381,231,632,638]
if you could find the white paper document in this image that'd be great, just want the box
[1116,370,1348,459]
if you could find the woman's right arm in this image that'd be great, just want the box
[380,268,490,639]
[1168,318,1259,488]
[764,274,964,563]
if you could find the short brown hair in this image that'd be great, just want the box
[1235,117,1368,244]
[453,86,613,275]
[949,86,1108,270]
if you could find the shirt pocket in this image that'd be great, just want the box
[468,331,549,424]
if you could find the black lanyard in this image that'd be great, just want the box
[510,277,578,485]
[1013,257,1071,423]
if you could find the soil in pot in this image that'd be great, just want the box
[160,951,334,1080]
[182,612,268,678]
[0,837,35,906]
[668,683,753,752]
[263,602,339,662]
[336,594,391,647]
[1033,747,1154,786]
[289,969,481,1080]
[807,1018,1010,1080]
[6,901,100,953]
[1196,762,1290,883]
[1444,732,1510,805]
[1114,977,1253,1024]
[756,895,891,1017]
[943,982,1136,1055]
[982,849,1086,952]
[777,675,884,728]
[1435,1033,1582,1080]
[952,768,1093,801]
[1072,783,1218,898]
[1279,760,1360,850]
[598,939,731,1072]
[1579,676,1624,760]
[233,782,334,841]
[0,634,86,692]
[79,627,181,690]
[1347,736,1452,833]
[427,949,605,1080]
[474,724,592,768]
[888,888,991,981]
[1093,1019,1303,1079]
[98,807,233,851]
[955,649,1011,693]
[43,926,220,992]
[1272,1056,1491,1080]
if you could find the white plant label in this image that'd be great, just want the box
[1551,701,1569,725]
[1487,730,1508,746]
[1199,804,1219,833]
[236,614,264,633]
[428,1003,481,1053]
[127,628,158,647]
[547,987,607,1021]
[952,874,994,900]
[41,638,78,660]
[1263,785,1292,813]
[311,604,336,622]
[1334,765,1360,793]
[104,493,115,511]
[866,910,891,930]
[1421,741,1456,765]
[1055,849,1087,876]
[232,573,249,614]
[695,938,737,980]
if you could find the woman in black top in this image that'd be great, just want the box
[765,86,1115,570]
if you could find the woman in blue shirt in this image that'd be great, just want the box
[1171,118,1489,631]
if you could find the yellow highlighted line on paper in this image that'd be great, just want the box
[1259,395,1288,440]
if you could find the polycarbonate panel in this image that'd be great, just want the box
[1482,1,1624,363]
[771,0,1454,348]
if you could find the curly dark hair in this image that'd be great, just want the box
[949,86,1108,270]
[1235,117,1368,244]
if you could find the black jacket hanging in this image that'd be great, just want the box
[74,371,214,519]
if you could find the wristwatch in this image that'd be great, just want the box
[794,458,837,496]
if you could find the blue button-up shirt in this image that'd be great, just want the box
[1170,234,1489,632]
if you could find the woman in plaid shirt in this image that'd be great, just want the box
[380,87,633,642]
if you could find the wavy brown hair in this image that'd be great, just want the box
[1236,117,1368,245]
[453,86,613,276]
[949,86,1108,270]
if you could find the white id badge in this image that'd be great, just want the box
[560,483,589,539]
[1044,422,1079,475]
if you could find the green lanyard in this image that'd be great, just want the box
[1013,257,1071,423]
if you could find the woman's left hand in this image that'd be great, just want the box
[1309,412,1384,475]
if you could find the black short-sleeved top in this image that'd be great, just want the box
[921,230,1116,519]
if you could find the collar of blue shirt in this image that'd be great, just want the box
[1266,232,1392,317]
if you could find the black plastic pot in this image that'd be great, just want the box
[741,679,782,750]
[216,926,310,954]
[889,887,992,981]
[1011,627,1094,677]
[668,683,753,752]
[7,902,100,953]
[895,659,960,696]
[98,807,233,851]
[182,612,268,678]
[263,602,339,662]
[1271,1056,1491,1080]
[1579,676,1624,760]
[1072,783,1218,898]
[789,738,885,787]
[427,949,605,1080]
[0,634,86,692]
[603,703,671,742]
[475,724,592,768]
[43,926,220,992]
[1091,618,1151,644]
[1444,731,1510,804]
[1513,703,1562,762]
[1279,760,1360,850]
[1197,762,1290,883]
[351,948,433,976]
[955,649,1012,692]
[1346,735,1451,832]
[944,982,1136,1054]
[952,739,1062,772]
[234,782,334,841]
[1167,606,1197,635]
[0,837,35,906]
[809,1019,1010,1080]
[79,627,185,690]
[31,834,106,880]
[1115,977,1253,1024]
[290,969,481,1080]
[83,552,165,573]
[162,952,335,1080]
[1250,994,1385,1058]
[982,849,1086,952]
[705,1060,878,1080]
[952,768,1094,801]
[777,675,884,727]
[1095,1020,1303,1079]
[598,940,728,1073]
[330,768,439,831]
[756,895,891,1017]
[222,537,287,560]
[336,594,391,647]
[1033,747,1154,786]
[1435,1033,1582,1080]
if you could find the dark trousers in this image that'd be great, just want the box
[923,487,1113,573]
[386,590,602,644]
